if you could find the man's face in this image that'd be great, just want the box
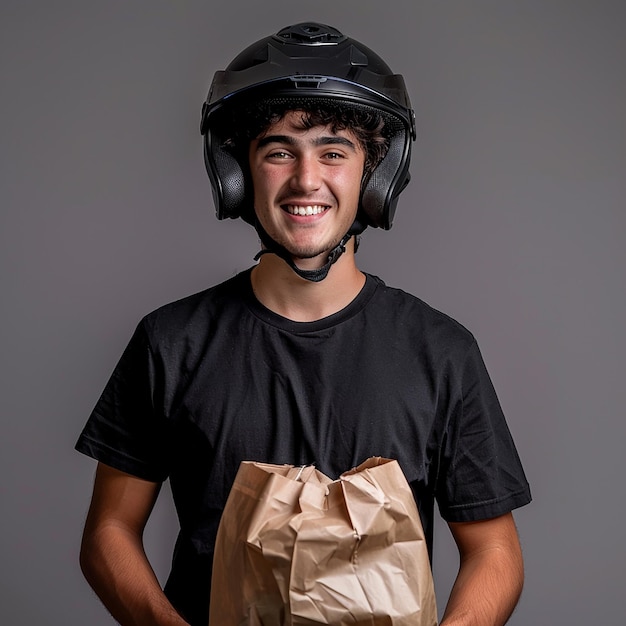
[249,110,366,267]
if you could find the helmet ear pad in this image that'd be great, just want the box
[203,130,255,224]
[360,112,411,230]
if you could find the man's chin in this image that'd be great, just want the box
[283,236,347,262]
[286,245,338,266]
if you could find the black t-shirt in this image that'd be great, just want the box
[76,270,531,625]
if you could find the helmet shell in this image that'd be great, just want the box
[200,22,416,230]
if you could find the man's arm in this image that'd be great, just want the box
[79,462,189,626]
[440,512,524,626]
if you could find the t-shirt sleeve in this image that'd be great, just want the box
[436,340,531,522]
[75,320,170,482]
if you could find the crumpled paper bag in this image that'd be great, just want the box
[209,457,437,625]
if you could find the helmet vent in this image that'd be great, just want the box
[275,23,347,45]
[289,76,328,89]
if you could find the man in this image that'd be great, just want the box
[77,23,531,626]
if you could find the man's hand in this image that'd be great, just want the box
[440,513,524,626]
[79,463,189,626]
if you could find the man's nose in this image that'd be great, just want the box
[290,156,322,192]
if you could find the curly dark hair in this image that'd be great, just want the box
[219,98,391,179]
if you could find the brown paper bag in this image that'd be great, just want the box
[209,457,437,625]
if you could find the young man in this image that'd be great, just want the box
[77,23,531,626]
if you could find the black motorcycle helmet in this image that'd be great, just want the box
[200,22,416,280]
[201,22,415,227]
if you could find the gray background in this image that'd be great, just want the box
[2,1,624,624]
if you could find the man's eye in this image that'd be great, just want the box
[268,151,291,159]
[324,152,343,160]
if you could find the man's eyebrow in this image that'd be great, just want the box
[315,136,358,150]
[255,135,295,148]
[255,134,358,151]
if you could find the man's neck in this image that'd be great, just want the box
[250,242,365,322]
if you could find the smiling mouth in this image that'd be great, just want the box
[283,204,330,216]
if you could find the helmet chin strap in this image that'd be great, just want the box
[253,220,353,283]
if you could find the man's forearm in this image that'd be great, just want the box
[80,521,189,626]
[440,546,524,626]
[441,516,524,626]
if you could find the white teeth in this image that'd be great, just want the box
[285,205,327,216]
